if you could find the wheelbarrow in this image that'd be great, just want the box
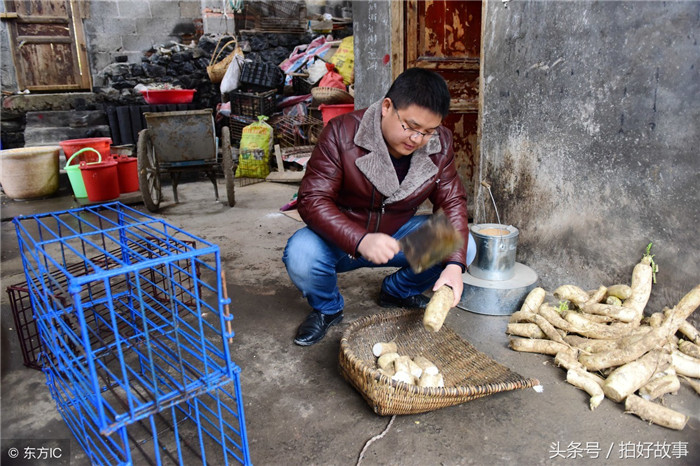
[136,109,235,212]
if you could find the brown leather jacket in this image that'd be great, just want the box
[298,101,469,269]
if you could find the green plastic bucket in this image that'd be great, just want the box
[65,148,101,198]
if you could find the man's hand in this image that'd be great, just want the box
[432,263,464,307]
[357,233,400,264]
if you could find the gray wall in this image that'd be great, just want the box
[479,0,699,318]
[83,0,203,87]
[351,0,392,108]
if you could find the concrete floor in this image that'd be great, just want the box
[1,179,698,466]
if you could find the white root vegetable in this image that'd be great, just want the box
[645,312,664,328]
[530,313,568,345]
[508,337,574,356]
[538,304,578,333]
[639,371,680,400]
[553,285,589,308]
[377,352,400,371]
[625,394,688,430]
[423,285,454,332]
[566,369,605,410]
[678,321,700,344]
[555,352,604,386]
[581,303,637,323]
[607,284,632,300]
[605,296,623,306]
[603,350,671,403]
[585,286,608,306]
[679,375,700,395]
[622,254,654,323]
[563,311,636,339]
[564,335,617,353]
[569,311,616,324]
[519,287,546,313]
[576,282,700,371]
[509,310,537,323]
[413,356,439,376]
[506,323,546,339]
[670,350,700,378]
[678,340,700,359]
[372,341,398,357]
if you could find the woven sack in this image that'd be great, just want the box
[207,38,238,84]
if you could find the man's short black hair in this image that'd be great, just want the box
[385,67,451,118]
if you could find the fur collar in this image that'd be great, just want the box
[354,101,441,204]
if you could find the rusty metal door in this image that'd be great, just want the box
[393,0,482,199]
[2,0,91,91]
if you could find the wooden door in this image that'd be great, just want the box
[392,0,482,201]
[2,0,91,91]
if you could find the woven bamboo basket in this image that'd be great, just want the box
[339,309,539,415]
[207,38,238,83]
[311,86,354,105]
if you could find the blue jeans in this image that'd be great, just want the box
[282,215,476,315]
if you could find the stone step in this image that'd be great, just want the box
[25,110,108,128]
[23,109,112,148]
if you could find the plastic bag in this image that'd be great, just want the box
[236,116,273,179]
[318,63,345,90]
[220,50,245,95]
[307,59,328,84]
[330,36,354,85]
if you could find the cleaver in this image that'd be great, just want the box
[398,210,465,273]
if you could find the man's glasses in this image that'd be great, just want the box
[392,102,438,141]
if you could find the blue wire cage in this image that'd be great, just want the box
[44,353,251,465]
[13,203,249,451]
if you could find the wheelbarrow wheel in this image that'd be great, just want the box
[137,129,162,212]
[221,126,236,207]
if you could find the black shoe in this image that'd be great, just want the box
[378,289,430,309]
[294,309,344,346]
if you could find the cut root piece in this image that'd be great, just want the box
[625,394,688,430]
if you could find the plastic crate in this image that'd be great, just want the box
[291,74,316,95]
[270,114,323,148]
[229,115,257,142]
[44,357,250,466]
[228,89,276,118]
[239,61,284,90]
[7,284,46,370]
[13,202,237,435]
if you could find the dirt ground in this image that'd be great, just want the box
[1,179,698,465]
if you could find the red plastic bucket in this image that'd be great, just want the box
[60,137,112,163]
[319,104,355,126]
[115,155,139,193]
[80,158,120,202]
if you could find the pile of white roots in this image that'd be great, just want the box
[507,250,700,430]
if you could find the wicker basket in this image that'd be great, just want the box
[207,38,238,84]
[311,86,354,105]
[339,309,539,415]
